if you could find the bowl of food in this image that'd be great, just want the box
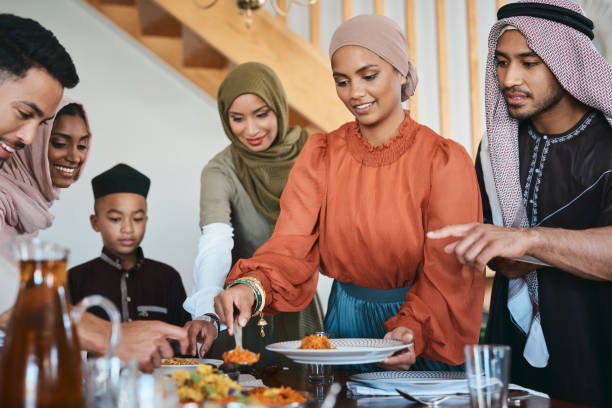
[219,345,261,381]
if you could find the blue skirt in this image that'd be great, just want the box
[324,280,464,372]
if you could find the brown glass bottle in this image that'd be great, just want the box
[0,258,85,408]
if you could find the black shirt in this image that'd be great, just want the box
[68,247,190,328]
[479,110,612,406]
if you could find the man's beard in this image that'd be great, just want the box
[506,83,565,121]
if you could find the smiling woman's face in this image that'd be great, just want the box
[331,45,405,128]
[227,93,278,152]
[47,112,90,188]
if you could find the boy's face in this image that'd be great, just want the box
[90,193,148,257]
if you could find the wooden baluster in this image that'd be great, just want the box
[342,0,352,21]
[310,1,320,49]
[466,0,481,157]
[435,0,450,138]
[277,0,287,24]
[374,0,384,15]
[404,0,418,121]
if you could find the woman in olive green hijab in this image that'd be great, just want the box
[183,62,323,363]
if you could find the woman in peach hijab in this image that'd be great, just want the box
[214,15,484,371]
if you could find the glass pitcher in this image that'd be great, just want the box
[0,238,121,408]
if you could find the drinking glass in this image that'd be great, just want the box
[464,345,511,408]
[307,331,335,384]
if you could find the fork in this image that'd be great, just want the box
[395,388,468,406]
[395,388,530,406]
[234,324,243,349]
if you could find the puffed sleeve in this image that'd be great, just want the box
[226,133,328,314]
[384,139,485,365]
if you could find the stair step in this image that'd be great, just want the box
[136,0,181,37]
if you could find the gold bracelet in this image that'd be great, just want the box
[240,277,266,314]
[242,276,267,337]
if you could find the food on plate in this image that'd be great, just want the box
[222,345,260,365]
[172,364,244,403]
[248,386,307,405]
[171,365,306,405]
[162,357,206,366]
[298,334,335,350]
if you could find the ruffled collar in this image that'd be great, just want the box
[345,110,419,166]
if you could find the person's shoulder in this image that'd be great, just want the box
[307,120,360,154]
[141,258,181,278]
[299,130,331,158]
[203,146,234,173]
[69,257,104,275]
[412,123,472,164]
[589,110,612,140]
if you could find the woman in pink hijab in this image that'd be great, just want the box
[0,97,90,240]
[215,14,484,372]
[0,97,91,312]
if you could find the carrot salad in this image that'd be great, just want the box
[298,334,335,349]
[248,386,307,405]
[222,345,260,365]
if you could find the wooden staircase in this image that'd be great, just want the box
[83,0,353,132]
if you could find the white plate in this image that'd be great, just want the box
[265,338,410,365]
[350,371,467,394]
[156,358,222,374]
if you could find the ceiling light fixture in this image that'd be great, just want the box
[194,0,319,27]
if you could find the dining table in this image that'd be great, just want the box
[256,367,589,408]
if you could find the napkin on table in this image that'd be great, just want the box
[238,374,265,389]
[347,380,549,399]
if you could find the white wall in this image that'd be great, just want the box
[2,0,225,299]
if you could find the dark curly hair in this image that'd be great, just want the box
[0,14,79,88]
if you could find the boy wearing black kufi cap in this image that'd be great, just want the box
[68,164,190,330]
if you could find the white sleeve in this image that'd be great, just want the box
[183,223,234,324]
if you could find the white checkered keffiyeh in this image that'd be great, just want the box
[479,0,612,368]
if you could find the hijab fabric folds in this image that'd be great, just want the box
[0,97,90,236]
[328,14,418,102]
[480,0,612,368]
[217,62,309,229]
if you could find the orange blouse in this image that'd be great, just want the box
[227,113,485,365]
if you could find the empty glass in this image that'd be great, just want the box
[464,345,511,408]
[75,296,123,408]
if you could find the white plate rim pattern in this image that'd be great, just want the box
[349,371,467,393]
[351,371,466,381]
